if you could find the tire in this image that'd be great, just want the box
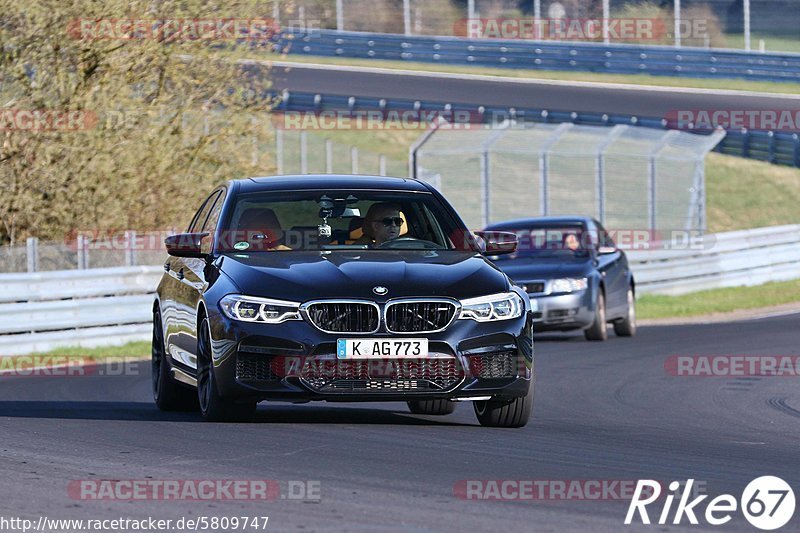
[613,286,637,337]
[197,316,256,422]
[584,290,608,341]
[407,399,456,415]
[473,382,533,428]
[152,310,198,411]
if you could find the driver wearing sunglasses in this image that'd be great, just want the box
[358,202,405,246]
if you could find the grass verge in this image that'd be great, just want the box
[705,152,800,233]
[637,279,800,319]
[32,341,151,359]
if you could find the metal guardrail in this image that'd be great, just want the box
[273,90,800,168]
[628,225,800,295]
[0,266,161,355]
[1,226,799,354]
[281,29,800,83]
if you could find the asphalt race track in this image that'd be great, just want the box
[1,313,799,532]
[270,62,800,117]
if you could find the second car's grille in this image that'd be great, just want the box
[304,302,379,333]
[385,300,458,333]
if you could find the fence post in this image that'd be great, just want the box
[408,119,441,179]
[77,234,90,269]
[300,131,308,174]
[379,154,387,176]
[351,147,359,174]
[538,122,573,217]
[480,151,490,227]
[649,130,680,232]
[251,116,258,167]
[595,125,627,223]
[276,129,284,175]
[336,0,344,31]
[743,0,751,51]
[26,237,38,273]
[478,124,509,227]
[325,139,333,173]
[403,0,411,36]
[124,230,137,267]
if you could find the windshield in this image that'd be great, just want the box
[492,224,591,260]
[219,190,472,252]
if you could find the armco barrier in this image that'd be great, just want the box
[280,29,800,84]
[628,225,800,295]
[273,90,800,167]
[0,266,161,355]
[1,227,799,354]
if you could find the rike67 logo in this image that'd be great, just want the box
[626,477,795,530]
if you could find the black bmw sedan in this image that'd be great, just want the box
[484,217,636,341]
[153,175,534,426]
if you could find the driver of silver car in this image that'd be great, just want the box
[358,202,404,246]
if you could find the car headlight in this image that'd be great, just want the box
[219,295,301,323]
[550,277,588,293]
[459,292,523,322]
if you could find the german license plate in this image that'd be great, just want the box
[337,338,428,359]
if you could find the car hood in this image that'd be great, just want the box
[491,257,592,282]
[219,251,509,301]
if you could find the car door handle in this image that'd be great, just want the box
[177,268,184,280]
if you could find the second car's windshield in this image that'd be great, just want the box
[492,225,591,260]
[220,190,469,252]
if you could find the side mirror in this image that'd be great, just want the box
[474,231,518,256]
[598,245,618,255]
[165,232,210,258]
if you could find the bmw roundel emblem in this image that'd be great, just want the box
[373,286,388,296]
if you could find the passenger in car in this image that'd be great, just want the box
[236,208,292,251]
[563,232,581,251]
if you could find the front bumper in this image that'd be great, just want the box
[528,289,595,331]
[201,308,534,403]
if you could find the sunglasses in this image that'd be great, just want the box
[376,217,404,227]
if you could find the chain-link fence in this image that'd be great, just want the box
[413,121,726,232]
[276,129,407,177]
[0,126,406,272]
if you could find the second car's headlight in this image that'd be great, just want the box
[459,292,523,322]
[550,277,588,293]
[219,295,301,323]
